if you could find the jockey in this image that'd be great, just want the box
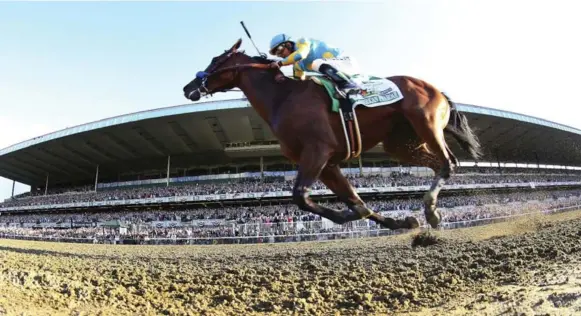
[268,33,362,95]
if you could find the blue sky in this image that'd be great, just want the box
[1,1,580,200]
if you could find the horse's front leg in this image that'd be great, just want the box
[319,164,420,230]
[291,144,361,225]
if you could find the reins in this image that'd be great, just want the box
[192,61,273,97]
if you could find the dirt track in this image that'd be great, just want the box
[1,210,581,316]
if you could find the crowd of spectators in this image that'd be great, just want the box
[1,167,579,244]
[1,188,579,243]
[2,168,579,209]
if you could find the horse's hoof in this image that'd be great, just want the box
[405,216,421,229]
[391,217,420,230]
[425,209,442,229]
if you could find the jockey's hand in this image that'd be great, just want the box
[269,61,282,69]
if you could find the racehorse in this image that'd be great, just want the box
[182,39,482,230]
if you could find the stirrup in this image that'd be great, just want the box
[340,86,362,97]
[333,86,348,99]
[343,87,361,95]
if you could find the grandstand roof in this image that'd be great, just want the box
[2,97,581,186]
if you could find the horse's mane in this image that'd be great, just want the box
[248,54,277,64]
[237,52,310,95]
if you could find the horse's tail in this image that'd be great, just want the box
[442,92,483,161]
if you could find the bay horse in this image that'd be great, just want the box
[182,39,482,230]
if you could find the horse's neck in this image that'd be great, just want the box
[237,70,289,126]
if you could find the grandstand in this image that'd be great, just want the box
[1,97,581,244]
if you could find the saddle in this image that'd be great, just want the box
[310,75,363,162]
[310,74,404,162]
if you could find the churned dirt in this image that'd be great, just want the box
[1,210,581,316]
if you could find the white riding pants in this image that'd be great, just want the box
[311,52,361,76]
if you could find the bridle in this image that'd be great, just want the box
[189,51,271,99]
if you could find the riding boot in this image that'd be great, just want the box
[318,64,362,95]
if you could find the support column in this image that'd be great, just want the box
[166,155,171,187]
[534,152,540,169]
[260,156,264,179]
[44,173,49,196]
[94,164,100,192]
[358,156,363,176]
[495,150,502,174]
[11,180,15,198]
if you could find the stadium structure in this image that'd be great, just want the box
[1,97,581,193]
[1,97,581,242]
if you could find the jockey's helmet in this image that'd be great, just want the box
[269,33,293,55]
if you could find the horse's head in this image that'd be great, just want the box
[183,38,256,102]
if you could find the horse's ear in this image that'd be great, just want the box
[230,38,242,52]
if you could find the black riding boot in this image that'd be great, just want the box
[318,64,361,95]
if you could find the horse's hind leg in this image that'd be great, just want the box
[319,164,420,229]
[384,141,445,228]
[292,144,362,225]
[404,101,454,228]
[383,114,451,228]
